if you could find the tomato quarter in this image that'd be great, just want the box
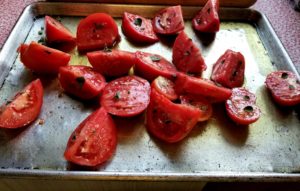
[151,76,178,101]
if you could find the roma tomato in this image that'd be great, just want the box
[87,49,135,77]
[134,51,177,81]
[64,107,117,166]
[172,31,206,74]
[122,12,158,44]
[18,42,70,74]
[151,76,178,101]
[0,79,43,129]
[265,71,300,106]
[77,13,120,53]
[225,88,261,125]
[192,0,220,33]
[211,49,245,88]
[100,76,150,117]
[58,65,106,100]
[152,5,184,35]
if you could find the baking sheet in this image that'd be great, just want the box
[0,2,299,181]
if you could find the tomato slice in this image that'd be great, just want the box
[225,88,261,125]
[18,42,70,74]
[100,76,151,117]
[265,71,300,106]
[64,107,117,166]
[122,12,159,44]
[134,51,177,81]
[77,13,120,53]
[211,49,245,88]
[172,31,206,74]
[87,49,135,77]
[58,65,106,100]
[152,5,185,35]
[151,76,178,101]
[192,0,220,33]
[0,79,43,129]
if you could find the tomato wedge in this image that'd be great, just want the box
[77,13,120,53]
[64,107,117,166]
[172,31,206,74]
[192,0,220,33]
[265,70,300,106]
[151,76,178,101]
[87,49,135,77]
[18,42,70,74]
[122,12,158,44]
[0,79,43,129]
[100,76,151,117]
[152,5,184,35]
[58,65,106,100]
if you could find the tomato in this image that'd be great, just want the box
[211,49,245,88]
[18,42,70,74]
[151,76,178,101]
[64,107,117,166]
[225,88,261,125]
[174,72,232,103]
[122,12,158,44]
[58,65,106,100]
[180,95,213,122]
[134,51,177,81]
[45,15,76,52]
[0,79,43,129]
[192,0,220,33]
[77,13,120,53]
[87,49,135,77]
[152,5,184,35]
[172,31,206,74]
[265,71,300,106]
[146,88,200,143]
[100,76,150,117]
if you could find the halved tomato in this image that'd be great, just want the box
[151,76,178,101]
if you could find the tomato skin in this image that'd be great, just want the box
[64,107,117,166]
[122,12,158,44]
[211,49,245,88]
[152,5,185,35]
[77,13,120,53]
[265,71,300,106]
[172,31,206,74]
[100,76,151,117]
[192,0,220,33]
[0,79,43,129]
[18,42,70,74]
[87,49,135,77]
[58,65,106,100]
[225,88,261,125]
[134,51,177,81]
[151,76,178,101]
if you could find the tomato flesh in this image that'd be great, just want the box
[151,76,178,101]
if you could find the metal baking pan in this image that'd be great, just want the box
[0,2,300,189]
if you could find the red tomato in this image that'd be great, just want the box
[100,76,150,117]
[192,0,220,33]
[64,107,117,166]
[225,88,261,125]
[152,5,185,35]
[0,79,43,129]
[265,71,300,106]
[87,49,135,77]
[211,49,245,88]
[58,65,106,100]
[122,12,158,44]
[134,51,177,81]
[18,42,70,74]
[146,88,200,143]
[77,13,120,53]
[151,76,178,101]
[172,31,206,74]
[174,72,232,103]
[45,15,76,52]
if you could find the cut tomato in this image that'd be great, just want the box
[151,76,178,101]
[64,107,117,166]
[0,79,43,129]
